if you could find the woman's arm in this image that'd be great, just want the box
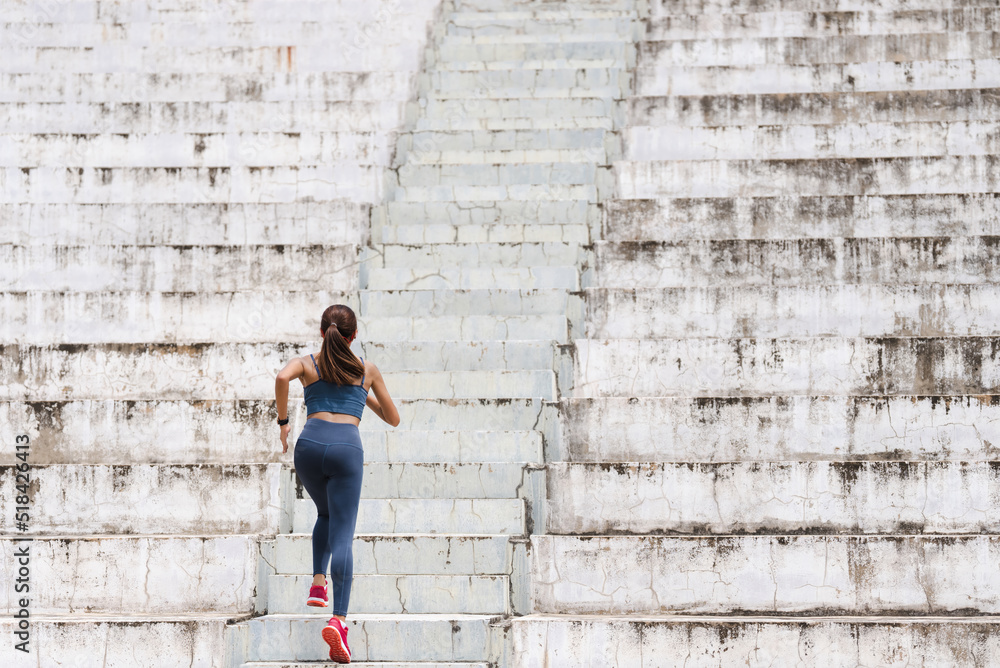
[275,357,305,453]
[366,362,399,427]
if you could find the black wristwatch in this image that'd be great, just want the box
[277,417,289,426]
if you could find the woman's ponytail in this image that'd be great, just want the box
[317,304,365,385]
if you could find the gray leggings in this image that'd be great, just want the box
[293,418,364,616]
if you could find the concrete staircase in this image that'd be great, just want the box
[512,0,1000,664]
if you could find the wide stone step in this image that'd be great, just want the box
[649,8,1000,39]
[364,430,544,464]
[0,19,435,47]
[0,463,281,535]
[390,183,597,203]
[268,574,508,614]
[417,96,621,122]
[636,59,1000,97]
[439,32,632,46]
[0,614,230,667]
[648,0,962,15]
[365,266,579,291]
[361,397,553,434]
[1,0,441,23]
[414,115,615,131]
[532,534,1000,615]
[571,336,1000,397]
[0,244,358,292]
[555,395,1000,463]
[0,72,414,102]
[601,194,1000,241]
[547,461,1000,534]
[638,33,1000,68]
[2,165,383,204]
[511,615,1000,666]
[292,499,525,535]
[237,613,504,663]
[593,237,1000,287]
[2,290,351,343]
[358,314,567,342]
[586,285,1000,338]
[395,129,611,165]
[0,132,394,167]
[0,535,257,615]
[627,120,1000,161]
[616,156,1000,198]
[629,88,1000,129]
[274,534,513,575]
[0,100,404,133]
[355,462,533,498]
[394,162,599,187]
[1,341,558,400]
[0,44,430,74]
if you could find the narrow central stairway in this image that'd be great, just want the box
[228,0,637,665]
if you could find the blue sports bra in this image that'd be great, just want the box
[302,353,368,419]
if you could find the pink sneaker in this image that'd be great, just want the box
[306,579,328,607]
[322,617,351,664]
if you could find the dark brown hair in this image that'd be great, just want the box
[316,304,365,385]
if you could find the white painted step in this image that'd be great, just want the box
[360,287,575,318]
[637,33,1000,68]
[390,183,597,203]
[0,72,415,102]
[357,462,532,498]
[432,40,629,66]
[647,0,972,15]
[0,100,405,133]
[237,613,504,663]
[593,237,1000,287]
[2,341,557,400]
[395,162,598,187]
[0,535,257,614]
[634,59,1000,96]
[571,336,1000,397]
[0,614,230,667]
[413,114,615,131]
[380,221,590,244]
[379,241,585,267]
[363,430,543,463]
[615,155,1000,198]
[2,290,353,344]
[267,573,508,614]
[555,395,1000,463]
[531,534,1000,615]
[274,534,512,575]
[0,131,394,166]
[601,194,1000,241]
[0,0,441,23]
[0,244,358,291]
[0,464,282,535]
[358,314,567,342]
[629,88,1000,129]
[383,199,596,227]
[646,9,1000,40]
[627,120,1000,161]
[439,33,633,46]
[511,615,1000,667]
[292,499,525,534]
[365,397,554,433]
[547,461,1000,534]
[586,285,1000,338]
[365,266,580,291]
[416,96,621,122]
[0,201,369,245]
[1,164,383,204]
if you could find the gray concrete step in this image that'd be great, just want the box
[382,199,596,228]
[235,613,505,663]
[554,395,1000,463]
[292,499,526,535]
[636,59,1000,97]
[547,460,1000,534]
[531,534,1000,615]
[390,183,598,203]
[571,336,1000,397]
[647,8,1000,39]
[629,88,1000,129]
[585,285,1000,338]
[601,194,1000,241]
[616,155,1000,198]
[648,0,961,15]
[394,162,599,187]
[511,615,1000,666]
[268,573,508,614]
[354,462,536,499]
[593,237,1000,287]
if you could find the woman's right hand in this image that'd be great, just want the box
[279,423,292,453]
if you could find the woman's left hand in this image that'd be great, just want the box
[280,424,291,454]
